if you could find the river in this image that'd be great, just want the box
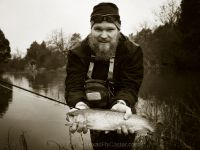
[0,72,91,150]
[0,70,200,149]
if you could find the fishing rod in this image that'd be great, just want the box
[0,79,67,106]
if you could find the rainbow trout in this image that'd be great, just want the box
[66,109,154,134]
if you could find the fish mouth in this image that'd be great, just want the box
[65,115,73,126]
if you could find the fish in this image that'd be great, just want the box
[66,109,154,134]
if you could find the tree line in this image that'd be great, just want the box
[130,0,200,70]
[0,29,11,73]
[0,31,81,72]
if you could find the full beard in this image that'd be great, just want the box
[88,34,120,61]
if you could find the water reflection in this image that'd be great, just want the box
[2,72,66,103]
[0,77,13,117]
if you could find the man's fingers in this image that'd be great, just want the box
[82,125,88,134]
[76,122,88,134]
[128,128,135,134]
[68,108,78,113]
[69,123,77,133]
[124,108,132,120]
[111,105,117,111]
[69,122,88,134]
[77,122,85,133]
[121,125,128,135]
[117,127,122,134]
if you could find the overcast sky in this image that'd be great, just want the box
[0,0,173,55]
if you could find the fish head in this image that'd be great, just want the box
[66,110,80,125]
[66,113,74,125]
[66,109,86,126]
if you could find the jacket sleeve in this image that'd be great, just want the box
[113,46,144,109]
[65,51,88,108]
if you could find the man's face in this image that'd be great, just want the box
[89,21,120,60]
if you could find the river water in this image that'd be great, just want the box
[0,70,200,149]
[0,72,91,150]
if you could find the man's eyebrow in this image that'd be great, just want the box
[94,26,102,29]
[106,27,115,29]
[94,26,115,29]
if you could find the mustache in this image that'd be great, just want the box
[88,35,119,61]
[98,38,110,43]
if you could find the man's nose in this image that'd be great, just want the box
[100,31,108,39]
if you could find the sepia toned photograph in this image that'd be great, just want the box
[0,0,200,149]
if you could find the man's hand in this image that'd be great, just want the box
[68,102,89,134]
[111,100,134,135]
[111,100,132,120]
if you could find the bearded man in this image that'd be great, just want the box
[65,2,143,149]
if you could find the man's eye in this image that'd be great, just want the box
[107,28,114,32]
[94,27,102,31]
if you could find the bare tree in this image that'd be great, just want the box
[12,48,23,59]
[46,28,68,52]
[46,29,82,56]
[155,0,181,25]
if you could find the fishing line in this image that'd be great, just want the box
[0,79,67,106]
